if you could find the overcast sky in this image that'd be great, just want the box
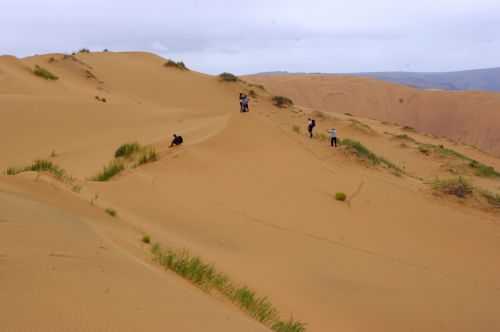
[2,0,500,74]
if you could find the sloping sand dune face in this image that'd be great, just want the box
[1,52,500,332]
[245,74,500,157]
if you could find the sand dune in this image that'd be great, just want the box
[245,74,500,157]
[1,52,499,332]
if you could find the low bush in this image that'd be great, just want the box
[335,192,347,201]
[33,65,58,80]
[272,96,293,108]
[142,235,151,244]
[469,160,500,178]
[164,60,188,71]
[219,72,238,82]
[78,48,90,53]
[341,139,402,174]
[344,112,353,117]
[105,208,117,217]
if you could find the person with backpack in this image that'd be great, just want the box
[328,128,337,147]
[239,93,249,113]
[169,134,183,147]
[307,118,316,138]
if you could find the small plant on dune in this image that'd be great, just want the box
[115,142,141,158]
[394,134,416,142]
[136,147,158,166]
[164,60,189,71]
[219,72,239,82]
[105,208,117,217]
[272,318,307,332]
[78,48,90,53]
[142,235,151,244]
[349,119,374,134]
[149,243,306,331]
[93,160,125,181]
[48,57,56,63]
[249,89,258,98]
[33,65,58,81]
[344,112,353,117]
[469,160,500,178]
[5,160,68,181]
[432,177,473,198]
[292,125,301,134]
[418,146,430,155]
[272,96,293,108]
[402,125,416,132]
[103,49,109,52]
[335,192,347,201]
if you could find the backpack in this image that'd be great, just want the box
[311,119,316,128]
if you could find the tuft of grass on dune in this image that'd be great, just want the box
[115,142,141,158]
[149,243,307,331]
[272,96,294,108]
[92,142,159,181]
[469,160,500,178]
[335,192,347,201]
[33,65,58,80]
[164,60,189,71]
[219,72,239,82]
[105,208,117,217]
[93,160,125,182]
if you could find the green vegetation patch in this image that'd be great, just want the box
[93,142,159,181]
[150,243,306,331]
[272,96,294,108]
[5,159,66,180]
[341,139,403,174]
[335,192,347,201]
[105,208,117,217]
[33,65,58,80]
[219,72,238,82]
[469,160,500,178]
[164,60,188,71]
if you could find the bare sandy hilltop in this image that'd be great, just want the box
[1,52,500,332]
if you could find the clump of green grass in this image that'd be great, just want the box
[219,72,238,82]
[272,96,293,108]
[78,48,90,53]
[349,119,374,134]
[142,235,151,244]
[292,125,301,134]
[33,65,58,80]
[469,160,500,178]
[344,112,353,117]
[136,147,158,166]
[341,139,403,174]
[150,243,306,330]
[5,160,73,183]
[105,208,117,217]
[93,160,124,181]
[115,142,141,158]
[164,60,188,71]
[432,177,473,198]
[272,318,307,332]
[335,192,347,201]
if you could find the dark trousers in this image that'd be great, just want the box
[308,126,313,138]
[331,137,337,147]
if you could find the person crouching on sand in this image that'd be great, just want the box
[169,134,183,148]
[328,128,337,147]
[239,93,249,113]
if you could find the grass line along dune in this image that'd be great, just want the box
[150,242,306,332]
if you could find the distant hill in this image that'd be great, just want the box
[253,68,500,92]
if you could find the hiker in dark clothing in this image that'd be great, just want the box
[169,134,183,147]
[307,118,316,138]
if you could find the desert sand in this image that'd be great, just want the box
[245,74,500,157]
[1,52,499,332]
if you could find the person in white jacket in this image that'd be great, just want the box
[328,128,337,147]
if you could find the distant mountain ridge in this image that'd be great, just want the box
[253,68,500,92]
